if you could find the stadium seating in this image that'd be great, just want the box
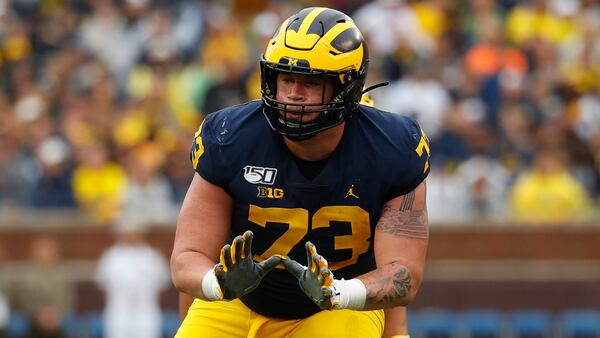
[5,312,29,338]
[8,308,600,337]
[458,309,506,338]
[413,308,457,338]
[408,308,600,338]
[559,309,600,338]
[509,309,553,338]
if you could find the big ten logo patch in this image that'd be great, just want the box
[257,187,284,199]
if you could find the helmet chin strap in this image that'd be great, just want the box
[284,133,317,142]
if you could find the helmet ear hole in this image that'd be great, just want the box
[343,70,357,84]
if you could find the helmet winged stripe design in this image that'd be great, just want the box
[260,7,369,140]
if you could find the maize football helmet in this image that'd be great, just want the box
[260,7,369,140]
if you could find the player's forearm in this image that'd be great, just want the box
[357,261,420,310]
[171,251,216,300]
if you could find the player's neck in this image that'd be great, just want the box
[284,123,345,161]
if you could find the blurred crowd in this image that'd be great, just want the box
[0,0,599,226]
[1,0,600,336]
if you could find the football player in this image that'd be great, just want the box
[175,92,413,338]
[171,7,429,338]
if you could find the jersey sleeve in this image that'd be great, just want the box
[190,114,227,187]
[386,118,431,199]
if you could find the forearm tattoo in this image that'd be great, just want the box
[364,262,412,308]
[376,191,429,239]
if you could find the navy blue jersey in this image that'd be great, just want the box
[190,100,430,319]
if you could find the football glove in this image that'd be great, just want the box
[283,241,367,310]
[283,241,338,309]
[211,230,282,300]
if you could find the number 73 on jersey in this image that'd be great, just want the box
[249,127,430,270]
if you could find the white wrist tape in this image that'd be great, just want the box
[201,268,223,301]
[331,278,366,310]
